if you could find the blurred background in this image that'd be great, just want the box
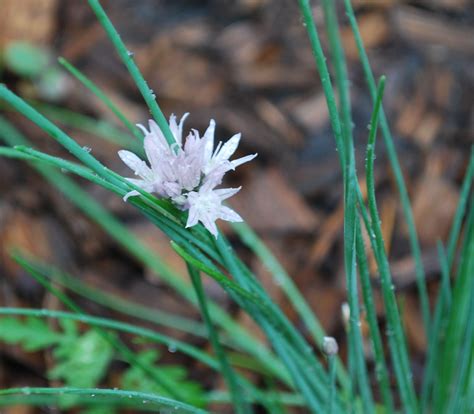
[0,0,473,410]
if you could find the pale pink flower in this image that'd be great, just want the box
[185,184,243,238]
[118,114,256,237]
[199,120,257,176]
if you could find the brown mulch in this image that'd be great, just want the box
[1,0,473,411]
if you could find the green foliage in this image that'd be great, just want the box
[50,329,114,388]
[0,316,113,388]
[3,41,50,78]
[121,349,206,407]
[0,316,62,351]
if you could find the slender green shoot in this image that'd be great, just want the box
[365,77,418,412]
[297,2,373,410]
[355,221,394,412]
[0,85,127,190]
[433,197,474,412]
[187,265,247,414]
[421,241,452,411]
[297,0,346,170]
[446,148,474,267]
[31,101,143,153]
[232,222,350,393]
[18,254,209,339]
[58,57,142,141]
[87,0,176,146]
[344,0,430,335]
[0,387,207,413]
[327,355,337,414]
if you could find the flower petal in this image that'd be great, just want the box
[186,204,200,228]
[218,206,243,222]
[148,120,170,148]
[214,187,241,201]
[144,134,166,172]
[231,153,257,169]
[123,190,140,201]
[214,133,241,163]
[201,214,218,237]
[126,178,155,192]
[169,112,189,145]
[118,150,153,180]
[202,119,216,163]
[136,123,149,135]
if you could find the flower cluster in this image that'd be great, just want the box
[118,114,256,237]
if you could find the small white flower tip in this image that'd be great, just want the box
[322,336,339,356]
[136,124,150,135]
[341,302,350,322]
[123,190,140,202]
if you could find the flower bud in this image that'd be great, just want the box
[322,336,339,356]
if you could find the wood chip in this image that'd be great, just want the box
[402,294,426,352]
[341,12,390,60]
[290,92,329,131]
[393,6,474,55]
[229,168,320,233]
[0,0,57,46]
[412,175,459,244]
[413,112,443,148]
[307,202,344,268]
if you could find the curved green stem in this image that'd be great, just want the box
[365,77,418,413]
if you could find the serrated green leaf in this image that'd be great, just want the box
[121,349,206,407]
[50,330,114,388]
[0,316,62,351]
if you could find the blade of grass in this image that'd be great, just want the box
[212,234,338,412]
[365,78,418,412]
[355,220,394,411]
[433,196,474,413]
[187,265,248,414]
[178,239,329,410]
[0,387,207,413]
[0,307,217,373]
[19,254,209,339]
[320,0,352,165]
[446,295,474,414]
[0,85,127,191]
[31,101,143,153]
[207,390,305,407]
[420,242,452,412]
[232,222,350,393]
[297,0,346,170]
[87,0,175,146]
[298,2,374,410]
[345,215,374,413]
[446,148,474,267]
[326,353,337,414]
[58,57,142,141]
[318,4,413,409]
[344,0,430,336]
